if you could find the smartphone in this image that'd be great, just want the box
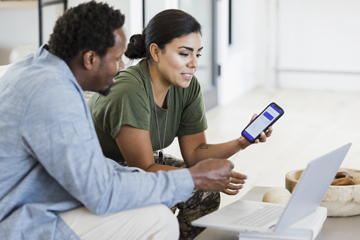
[241,102,284,143]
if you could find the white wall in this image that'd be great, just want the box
[217,0,269,105]
[0,0,141,65]
[0,5,62,64]
[0,0,270,104]
[179,0,213,90]
[218,0,360,103]
[0,0,271,104]
[275,0,360,91]
[2,0,359,99]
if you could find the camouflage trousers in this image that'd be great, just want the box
[154,153,220,240]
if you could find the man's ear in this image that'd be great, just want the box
[149,43,161,63]
[83,50,98,70]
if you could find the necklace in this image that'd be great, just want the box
[150,80,171,164]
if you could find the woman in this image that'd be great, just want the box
[88,9,272,239]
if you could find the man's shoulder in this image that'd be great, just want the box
[4,53,75,94]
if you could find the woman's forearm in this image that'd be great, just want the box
[185,137,251,167]
[142,163,179,172]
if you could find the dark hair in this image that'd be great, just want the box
[48,1,125,62]
[125,9,201,60]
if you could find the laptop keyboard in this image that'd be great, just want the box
[233,205,285,228]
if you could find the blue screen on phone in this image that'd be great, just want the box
[242,104,282,142]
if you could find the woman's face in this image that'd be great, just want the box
[157,32,202,88]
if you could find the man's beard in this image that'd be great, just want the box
[98,85,112,96]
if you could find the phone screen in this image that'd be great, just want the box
[242,103,283,142]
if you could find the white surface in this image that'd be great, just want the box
[0,64,10,78]
[277,0,360,90]
[9,44,37,63]
[196,186,360,240]
[278,71,360,91]
[278,0,360,72]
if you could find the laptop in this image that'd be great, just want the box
[192,143,352,234]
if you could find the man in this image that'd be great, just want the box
[0,2,239,240]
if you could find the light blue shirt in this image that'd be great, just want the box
[0,45,194,240]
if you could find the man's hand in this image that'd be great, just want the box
[188,159,246,192]
[222,170,247,195]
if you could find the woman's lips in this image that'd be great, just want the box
[181,73,193,80]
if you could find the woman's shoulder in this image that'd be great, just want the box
[90,61,150,107]
[117,59,149,86]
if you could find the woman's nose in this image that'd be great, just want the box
[188,56,198,69]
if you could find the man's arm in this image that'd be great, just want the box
[21,81,234,215]
[20,82,192,214]
[188,159,234,191]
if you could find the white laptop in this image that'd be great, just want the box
[192,143,351,236]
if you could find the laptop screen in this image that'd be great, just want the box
[274,143,351,232]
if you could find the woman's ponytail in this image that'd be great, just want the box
[125,34,147,59]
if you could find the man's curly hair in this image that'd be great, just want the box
[48,1,125,62]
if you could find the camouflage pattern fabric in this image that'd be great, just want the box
[154,152,220,240]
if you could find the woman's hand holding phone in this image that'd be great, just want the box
[241,102,283,145]
[247,113,273,142]
[237,114,273,149]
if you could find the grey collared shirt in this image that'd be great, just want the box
[0,45,194,240]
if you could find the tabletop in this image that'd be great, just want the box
[195,186,360,240]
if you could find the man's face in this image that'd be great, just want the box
[95,28,126,95]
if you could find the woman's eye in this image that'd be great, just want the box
[196,54,202,58]
[179,53,189,57]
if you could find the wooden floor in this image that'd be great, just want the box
[164,87,360,208]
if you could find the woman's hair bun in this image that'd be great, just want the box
[125,34,147,59]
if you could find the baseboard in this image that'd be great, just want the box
[277,71,360,91]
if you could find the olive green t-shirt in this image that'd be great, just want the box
[88,59,207,163]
